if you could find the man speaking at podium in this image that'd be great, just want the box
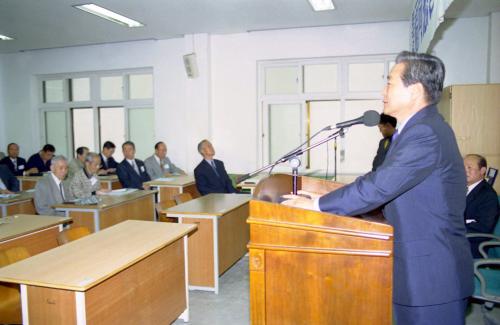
[283,51,473,324]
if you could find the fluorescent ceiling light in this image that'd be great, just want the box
[0,34,14,40]
[74,4,144,28]
[308,0,335,11]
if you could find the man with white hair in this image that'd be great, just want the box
[34,155,72,216]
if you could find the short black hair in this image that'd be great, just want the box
[465,154,487,170]
[76,146,89,156]
[42,144,56,152]
[154,142,164,150]
[379,114,397,128]
[102,141,116,150]
[395,51,445,105]
[122,141,135,149]
[7,143,18,150]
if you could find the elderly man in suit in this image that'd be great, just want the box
[70,152,109,198]
[0,164,19,193]
[144,141,186,180]
[98,141,118,175]
[464,154,500,258]
[34,155,72,216]
[283,51,473,324]
[116,141,151,190]
[194,140,236,196]
[0,143,36,176]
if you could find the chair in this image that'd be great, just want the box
[174,192,193,205]
[156,199,177,223]
[486,167,498,187]
[57,226,91,245]
[0,246,31,325]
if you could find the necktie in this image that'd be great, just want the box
[210,160,220,177]
[59,182,65,201]
[160,159,165,173]
[131,160,140,175]
[383,138,390,150]
[12,159,17,170]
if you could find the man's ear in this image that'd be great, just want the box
[409,82,426,101]
[480,166,487,178]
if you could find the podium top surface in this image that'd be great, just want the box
[0,214,71,242]
[166,193,251,216]
[0,220,196,291]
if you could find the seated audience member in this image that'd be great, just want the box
[70,152,107,198]
[372,113,397,171]
[34,155,72,216]
[194,139,237,196]
[26,144,56,173]
[0,143,36,176]
[144,141,186,180]
[116,141,151,190]
[464,154,500,258]
[0,164,20,193]
[99,141,118,175]
[68,146,89,180]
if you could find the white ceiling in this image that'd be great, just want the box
[0,0,499,53]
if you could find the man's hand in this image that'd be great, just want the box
[0,189,14,194]
[98,169,108,175]
[26,167,38,175]
[143,184,151,191]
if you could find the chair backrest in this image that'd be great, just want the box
[174,192,193,204]
[486,167,498,187]
[57,226,91,245]
[0,246,30,324]
[155,200,176,215]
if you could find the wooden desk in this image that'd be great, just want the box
[17,176,43,191]
[0,220,197,325]
[0,214,71,256]
[164,193,251,294]
[97,175,122,191]
[53,190,156,233]
[145,175,200,202]
[0,192,36,217]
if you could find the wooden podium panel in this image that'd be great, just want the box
[249,175,393,325]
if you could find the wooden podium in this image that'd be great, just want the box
[248,174,393,325]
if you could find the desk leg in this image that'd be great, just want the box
[93,211,100,232]
[213,217,219,295]
[75,292,87,325]
[21,284,29,325]
[179,235,190,322]
[1,205,6,218]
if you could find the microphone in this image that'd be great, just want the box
[324,110,380,130]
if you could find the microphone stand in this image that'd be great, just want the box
[237,128,346,194]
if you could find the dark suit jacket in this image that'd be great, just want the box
[318,105,473,306]
[0,165,20,192]
[465,180,499,258]
[100,154,118,170]
[371,137,391,171]
[26,153,51,172]
[116,159,151,190]
[0,157,27,176]
[194,159,236,196]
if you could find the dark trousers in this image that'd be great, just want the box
[394,298,468,325]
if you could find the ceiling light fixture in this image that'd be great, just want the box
[308,0,335,11]
[0,34,14,40]
[74,4,144,28]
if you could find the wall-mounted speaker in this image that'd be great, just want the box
[183,53,199,79]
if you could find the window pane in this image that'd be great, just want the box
[128,108,155,160]
[304,64,338,93]
[129,74,153,99]
[72,108,95,152]
[348,63,385,92]
[71,78,90,101]
[99,107,125,161]
[100,76,123,100]
[340,100,383,174]
[45,111,68,158]
[44,80,64,103]
[269,104,302,162]
[308,101,341,170]
[265,66,299,95]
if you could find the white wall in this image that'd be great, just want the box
[0,54,5,153]
[0,17,495,174]
[431,16,490,86]
[489,12,500,82]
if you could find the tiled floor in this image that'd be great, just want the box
[173,256,499,325]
